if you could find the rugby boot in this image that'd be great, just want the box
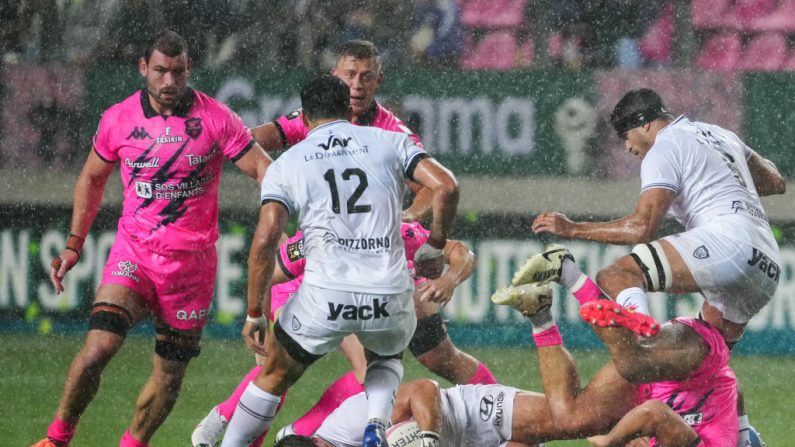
[191,407,228,447]
[491,283,553,317]
[361,418,388,447]
[580,300,660,337]
[512,244,574,286]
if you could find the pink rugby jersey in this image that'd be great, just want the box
[640,318,738,447]
[273,102,423,148]
[276,222,430,288]
[93,89,254,252]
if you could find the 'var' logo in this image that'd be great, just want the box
[318,135,351,151]
[126,127,152,140]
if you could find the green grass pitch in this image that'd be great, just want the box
[3,333,792,446]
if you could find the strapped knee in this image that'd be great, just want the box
[630,241,672,292]
[88,302,133,337]
[409,313,448,357]
[154,325,201,362]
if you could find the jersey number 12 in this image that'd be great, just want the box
[323,168,372,214]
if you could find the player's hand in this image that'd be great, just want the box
[532,212,575,237]
[414,243,445,279]
[401,209,418,223]
[585,435,610,447]
[417,276,456,305]
[50,249,80,294]
[242,315,269,357]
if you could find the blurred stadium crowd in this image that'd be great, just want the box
[3,0,795,73]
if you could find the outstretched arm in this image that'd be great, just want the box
[251,122,288,152]
[234,143,271,183]
[532,188,675,245]
[587,400,699,447]
[391,379,443,433]
[747,151,786,196]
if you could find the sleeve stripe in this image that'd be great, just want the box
[405,153,431,181]
[273,120,289,149]
[261,196,294,215]
[276,250,296,279]
[229,139,255,162]
[641,183,678,192]
[92,147,115,164]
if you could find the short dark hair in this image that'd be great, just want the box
[144,30,189,61]
[337,40,381,71]
[274,435,316,447]
[610,88,673,136]
[300,74,350,121]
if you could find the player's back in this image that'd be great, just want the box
[263,120,428,294]
[647,116,766,230]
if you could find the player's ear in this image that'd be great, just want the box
[138,57,147,77]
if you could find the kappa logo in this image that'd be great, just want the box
[693,245,710,259]
[318,135,352,151]
[126,127,152,140]
[185,117,203,139]
[479,395,494,421]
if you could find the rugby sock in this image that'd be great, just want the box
[532,325,563,347]
[221,383,281,447]
[616,287,651,315]
[528,306,555,332]
[292,371,364,436]
[738,415,751,445]
[217,365,263,420]
[247,391,287,447]
[364,358,404,422]
[119,430,148,447]
[466,362,497,385]
[561,260,602,305]
[46,417,78,445]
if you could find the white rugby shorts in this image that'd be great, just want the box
[278,283,416,357]
[664,216,780,323]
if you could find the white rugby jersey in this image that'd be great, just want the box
[315,385,518,447]
[641,116,771,231]
[260,120,428,294]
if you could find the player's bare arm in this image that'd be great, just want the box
[747,151,786,196]
[410,158,459,246]
[532,188,675,245]
[50,149,115,293]
[250,122,287,152]
[587,400,700,447]
[244,202,288,356]
[390,380,443,434]
[417,240,475,304]
[234,143,272,183]
[401,179,434,223]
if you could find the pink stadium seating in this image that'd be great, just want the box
[739,31,788,70]
[736,0,776,29]
[460,31,517,70]
[459,0,526,29]
[692,0,737,29]
[749,0,795,32]
[697,32,743,71]
[639,2,674,64]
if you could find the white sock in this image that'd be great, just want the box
[615,287,651,315]
[737,414,751,446]
[364,358,404,422]
[220,382,281,447]
[559,258,585,290]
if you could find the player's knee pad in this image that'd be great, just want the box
[630,241,672,292]
[88,302,133,337]
[409,313,448,357]
[154,339,201,363]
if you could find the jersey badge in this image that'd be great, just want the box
[185,117,203,139]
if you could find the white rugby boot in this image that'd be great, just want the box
[491,283,553,317]
[191,407,228,447]
[512,244,574,287]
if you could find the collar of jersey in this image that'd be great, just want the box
[307,119,348,135]
[140,88,196,119]
[658,114,686,136]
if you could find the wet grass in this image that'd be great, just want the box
[3,334,790,446]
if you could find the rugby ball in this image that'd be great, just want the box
[386,420,421,447]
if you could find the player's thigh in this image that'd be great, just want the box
[94,283,151,325]
[657,239,700,293]
[576,361,640,427]
[413,289,440,318]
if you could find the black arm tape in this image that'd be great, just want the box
[155,339,201,362]
[409,313,448,356]
[89,302,133,337]
[274,321,323,366]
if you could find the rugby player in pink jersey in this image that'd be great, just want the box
[34,30,271,447]
[250,40,433,223]
[193,223,495,446]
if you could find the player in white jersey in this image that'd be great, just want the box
[220,75,459,447]
[521,88,784,446]
[526,88,785,343]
